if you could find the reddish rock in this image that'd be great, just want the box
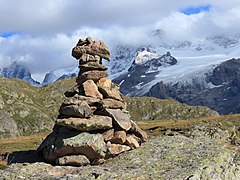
[83,80,103,99]
[106,109,132,131]
[110,131,126,144]
[56,155,90,166]
[125,135,140,149]
[56,115,113,131]
[107,144,131,156]
[77,70,108,84]
[102,129,114,142]
[97,78,123,101]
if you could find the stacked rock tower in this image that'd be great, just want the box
[38,37,147,166]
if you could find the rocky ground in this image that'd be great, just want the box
[1,123,239,179]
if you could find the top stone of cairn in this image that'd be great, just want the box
[72,37,110,61]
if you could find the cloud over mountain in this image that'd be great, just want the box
[0,0,240,81]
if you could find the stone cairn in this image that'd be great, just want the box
[38,37,147,166]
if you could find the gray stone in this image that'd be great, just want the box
[59,101,93,118]
[106,109,132,131]
[129,120,148,142]
[56,155,90,166]
[80,62,107,73]
[56,115,113,131]
[62,95,100,106]
[80,54,100,64]
[97,98,126,109]
[41,132,107,163]
[64,86,79,97]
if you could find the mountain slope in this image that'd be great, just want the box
[0,62,40,86]
[0,77,217,138]
[146,58,240,114]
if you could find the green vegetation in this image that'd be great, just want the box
[0,77,218,138]
[124,96,218,121]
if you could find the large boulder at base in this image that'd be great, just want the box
[56,116,113,131]
[41,131,107,163]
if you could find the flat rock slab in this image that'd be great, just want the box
[59,102,93,118]
[77,71,108,85]
[97,98,126,109]
[106,109,132,131]
[56,155,90,166]
[80,62,107,73]
[62,95,100,106]
[56,115,113,131]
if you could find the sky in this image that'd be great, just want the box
[0,0,240,82]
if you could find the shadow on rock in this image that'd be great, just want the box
[7,150,44,164]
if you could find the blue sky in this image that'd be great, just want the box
[181,5,211,15]
[0,32,17,38]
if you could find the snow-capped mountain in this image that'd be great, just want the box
[108,34,240,114]
[2,33,240,114]
[0,62,40,86]
[42,64,78,85]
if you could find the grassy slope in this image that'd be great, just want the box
[0,77,217,138]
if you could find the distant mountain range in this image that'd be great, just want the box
[1,34,240,114]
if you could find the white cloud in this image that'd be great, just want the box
[0,0,240,82]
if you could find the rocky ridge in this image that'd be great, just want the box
[146,58,240,114]
[37,37,148,166]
